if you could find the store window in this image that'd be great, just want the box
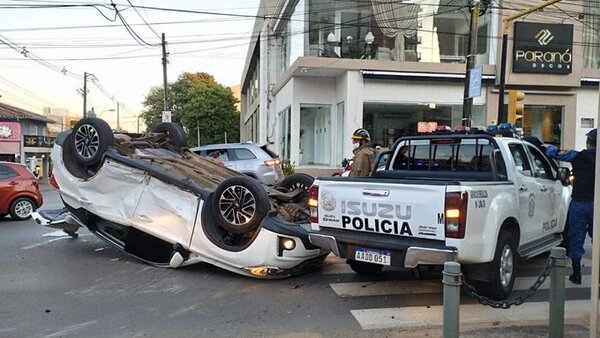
[363,102,486,149]
[306,0,491,63]
[299,104,331,166]
[277,107,291,161]
[518,106,562,147]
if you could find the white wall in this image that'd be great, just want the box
[575,87,600,149]
[363,80,487,106]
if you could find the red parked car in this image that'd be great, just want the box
[0,161,43,220]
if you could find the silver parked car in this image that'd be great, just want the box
[191,143,284,185]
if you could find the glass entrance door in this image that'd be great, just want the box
[518,105,563,147]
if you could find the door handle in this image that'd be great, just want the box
[9,181,19,186]
[519,185,528,192]
[78,197,92,205]
[540,186,548,192]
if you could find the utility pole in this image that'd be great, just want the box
[161,33,169,113]
[497,0,564,123]
[83,72,88,117]
[462,0,480,127]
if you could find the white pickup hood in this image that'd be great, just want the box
[317,180,447,240]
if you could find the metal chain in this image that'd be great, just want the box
[462,256,555,309]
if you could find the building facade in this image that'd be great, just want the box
[240,0,600,173]
[0,102,55,181]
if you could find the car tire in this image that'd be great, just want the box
[279,173,314,192]
[480,231,517,300]
[347,259,383,275]
[152,122,187,148]
[9,197,36,221]
[71,117,114,166]
[212,176,269,235]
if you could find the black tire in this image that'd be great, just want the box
[9,197,36,221]
[347,259,384,275]
[212,176,269,235]
[480,231,517,300]
[279,173,314,191]
[71,118,114,166]
[152,122,187,148]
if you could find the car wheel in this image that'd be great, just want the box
[152,122,187,148]
[9,197,36,220]
[72,117,114,166]
[480,231,517,300]
[347,259,383,275]
[212,176,269,234]
[279,173,314,192]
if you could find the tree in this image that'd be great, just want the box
[141,72,240,146]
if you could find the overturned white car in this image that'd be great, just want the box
[34,118,327,278]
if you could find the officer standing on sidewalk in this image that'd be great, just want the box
[349,128,375,177]
[546,129,597,284]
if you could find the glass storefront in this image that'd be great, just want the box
[583,0,599,69]
[363,102,486,149]
[277,107,291,161]
[519,105,563,147]
[299,104,332,166]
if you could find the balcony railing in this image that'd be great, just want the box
[23,135,55,148]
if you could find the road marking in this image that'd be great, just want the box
[21,233,91,250]
[42,320,97,338]
[351,300,589,330]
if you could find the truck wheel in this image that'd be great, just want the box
[347,259,383,275]
[481,231,517,300]
[212,176,269,235]
[72,118,114,166]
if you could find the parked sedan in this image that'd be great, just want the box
[0,161,43,220]
[33,118,326,278]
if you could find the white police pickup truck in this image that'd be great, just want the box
[307,127,572,299]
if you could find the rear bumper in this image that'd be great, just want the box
[308,228,457,268]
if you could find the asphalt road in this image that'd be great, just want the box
[0,189,592,338]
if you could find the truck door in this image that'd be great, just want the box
[507,143,543,242]
[525,144,563,238]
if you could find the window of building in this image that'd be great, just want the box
[305,0,492,64]
[299,104,331,166]
[363,102,486,148]
[581,118,595,129]
[517,105,562,147]
[277,107,291,161]
[583,0,600,69]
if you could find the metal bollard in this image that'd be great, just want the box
[549,247,567,338]
[443,261,462,338]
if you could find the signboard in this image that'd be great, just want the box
[513,22,573,74]
[162,110,172,123]
[467,67,482,99]
[0,122,21,142]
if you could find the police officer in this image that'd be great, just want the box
[350,128,375,177]
[546,129,597,284]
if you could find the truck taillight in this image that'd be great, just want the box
[307,185,319,223]
[445,192,468,239]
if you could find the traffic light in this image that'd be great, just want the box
[507,90,525,125]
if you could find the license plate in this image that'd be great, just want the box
[354,248,391,266]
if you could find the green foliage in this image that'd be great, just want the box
[142,72,240,147]
[281,160,295,177]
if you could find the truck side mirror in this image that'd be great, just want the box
[557,167,572,186]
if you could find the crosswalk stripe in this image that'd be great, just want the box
[350,299,590,330]
[330,274,590,298]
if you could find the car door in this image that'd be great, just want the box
[212,148,236,171]
[507,143,543,242]
[0,165,19,212]
[526,144,563,238]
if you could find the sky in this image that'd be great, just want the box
[0,0,260,132]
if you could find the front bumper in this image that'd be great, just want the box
[309,228,457,268]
